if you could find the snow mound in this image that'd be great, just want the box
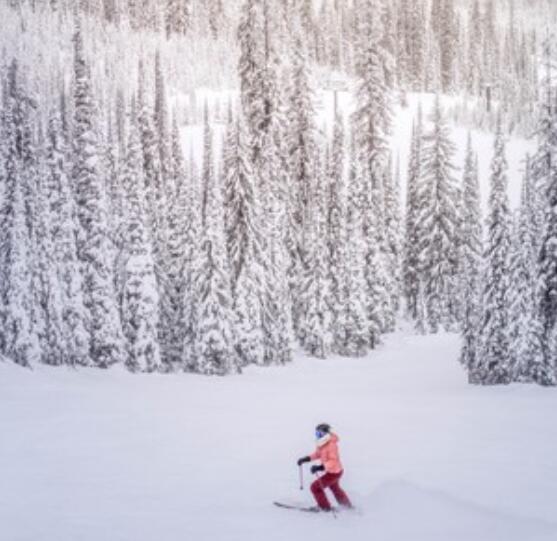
[357,480,557,541]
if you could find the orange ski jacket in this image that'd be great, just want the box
[310,433,343,474]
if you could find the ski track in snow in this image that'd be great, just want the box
[1,331,557,541]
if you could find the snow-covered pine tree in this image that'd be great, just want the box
[182,144,202,369]
[0,60,40,366]
[287,29,319,341]
[137,59,164,247]
[352,0,393,344]
[384,154,403,318]
[44,109,89,367]
[191,106,238,375]
[137,59,173,369]
[327,111,346,341]
[120,102,162,373]
[25,111,52,364]
[165,0,190,38]
[436,0,458,93]
[72,20,124,368]
[416,95,460,333]
[403,107,423,321]
[237,0,267,156]
[459,135,483,370]
[535,47,557,383]
[471,116,513,385]
[509,158,549,384]
[333,133,368,357]
[299,147,332,358]
[259,124,293,365]
[155,51,172,187]
[160,115,190,368]
[154,52,178,370]
[223,112,266,366]
[408,0,425,92]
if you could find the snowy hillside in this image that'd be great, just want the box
[1,333,556,541]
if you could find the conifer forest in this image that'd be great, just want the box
[1,0,556,387]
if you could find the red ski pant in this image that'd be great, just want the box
[310,470,352,510]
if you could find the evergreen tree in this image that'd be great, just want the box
[416,96,460,333]
[182,144,202,368]
[120,106,162,373]
[299,148,332,358]
[403,107,423,320]
[192,108,238,375]
[333,135,368,357]
[459,135,483,370]
[154,53,177,369]
[472,117,513,385]
[159,115,188,368]
[223,113,266,366]
[165,0,190,37]
[45,110,89,366]
[259,125,293,365]
[384,154,403,318]
[353,0,393,343]
[509,158,549,384]
[327,112,346,338]
[287,30,319,340]
[72,21,124,367]
[237,0,267,155]
[535,48,557,383]
[0,61,40,366]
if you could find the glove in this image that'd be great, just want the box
[311,464,325,475]
[297,456,311,466]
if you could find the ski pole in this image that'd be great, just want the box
[299,464,304,490]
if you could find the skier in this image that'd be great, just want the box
[297,423,353,512]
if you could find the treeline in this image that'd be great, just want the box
[4,0,547,134]
[0,1,556,385]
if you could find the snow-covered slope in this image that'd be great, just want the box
[2,331,556,541]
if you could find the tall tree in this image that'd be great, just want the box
[333,135,368,357]
[327,112,346,338]
[535,46,557,383]
[403,107,423,320]
[416,96,460,333]
[45,110,89,366]
[0,61,40,366]
[472,117,513,385]
[224,113,266,366]
[192,108,238,375]
[299,148,332,358]
[509,158,549,384]
[287,30,319,340]
[120,105,162,373]
[459,135,483,370]
[72,20,124,367]
[353,0,393,344]
[384,154,403,318]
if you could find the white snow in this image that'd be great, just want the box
[2,331,556,541]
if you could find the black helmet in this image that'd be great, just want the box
[316,423,331,435]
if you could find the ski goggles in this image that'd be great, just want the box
[315,430,327,439]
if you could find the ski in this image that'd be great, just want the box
[273,502,321,513]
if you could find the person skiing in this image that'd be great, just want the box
[297,423,352,511]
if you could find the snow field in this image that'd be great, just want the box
[1,331,556,541]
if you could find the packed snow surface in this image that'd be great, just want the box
[1,331,556,541]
